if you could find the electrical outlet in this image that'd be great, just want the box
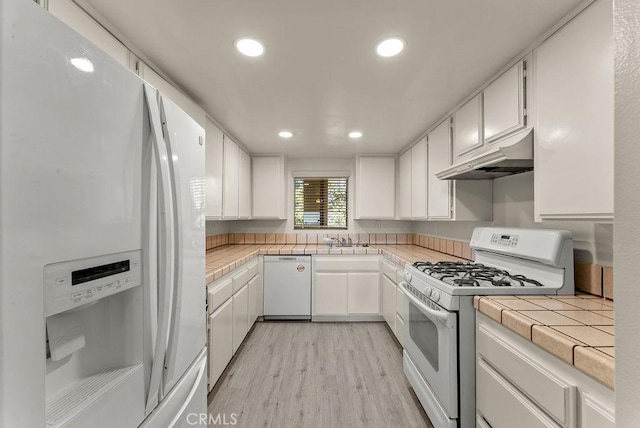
[375,221,381,228]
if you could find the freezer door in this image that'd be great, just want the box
[140,350,207,428]
[159,94,207,395]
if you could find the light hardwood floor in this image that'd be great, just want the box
[207,322,433,428]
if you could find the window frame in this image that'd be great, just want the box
[293,175,349,230]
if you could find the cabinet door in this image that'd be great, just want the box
[347,272,380,314]
[252,156,284,219]
[395,313,404,346]
[248,276,258,327]
[534,0,613,220]
[223,136,239,219]
[382,275,396,330]
[208,299,233,390]
[205,119,224,219]
[238,149,251,219]
[453,94,482,158]
[582,393,615,428]
[410,138,427,219]
[314,273,348,315]
[232,284,249,353]
[427,120,452,219]
[398,150,412,219]
[356,156,396,219]
[483,61,526,143]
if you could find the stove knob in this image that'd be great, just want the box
[405,272,412,283]
[431,290,440,302]
[424,287,432,297]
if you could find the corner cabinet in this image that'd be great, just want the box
[222,136,240,219]
[533,0,613,221]
[427,119,493,221]
[205,118,224,219]
[410,138,428,219]
[355,156,396,219]
[252,156,286,219]
[398,150,412,219]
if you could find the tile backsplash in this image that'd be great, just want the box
[205,231,612,300]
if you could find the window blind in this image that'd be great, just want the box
[294,177,348,229]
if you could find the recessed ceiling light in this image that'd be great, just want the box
[235,38,265,57]
[279,131,293,138]
[70,57,94,73]
[349,131,363,139]
[376,37,405,57]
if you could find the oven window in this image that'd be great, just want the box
[409,301,439,371]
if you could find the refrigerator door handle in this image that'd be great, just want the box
[144,84,176,413]
[167,355,206,427]
[160,95,184,389]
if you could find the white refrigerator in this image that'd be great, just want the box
[0,0,207,426]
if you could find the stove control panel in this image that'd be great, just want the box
[490,233,519,248]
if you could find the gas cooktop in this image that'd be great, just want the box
[412,261,544,288]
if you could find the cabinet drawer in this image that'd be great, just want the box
[208,277,232,315]
[382,259,397,280]
[314,256,380,272]
[232,267,250,294]
[477,359,560,428]
[477,322,576,426]
[246,259,259,280]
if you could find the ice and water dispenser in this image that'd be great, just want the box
[44,250,146,428]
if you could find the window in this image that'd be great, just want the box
[294,177,348,229]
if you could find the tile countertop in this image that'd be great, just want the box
[475,295,615,389]
[205,243,466,284]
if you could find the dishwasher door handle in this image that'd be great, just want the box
[278,257,297,261]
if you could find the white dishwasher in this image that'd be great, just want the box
[263,255,311,320]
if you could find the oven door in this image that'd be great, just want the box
[403,285,458,419]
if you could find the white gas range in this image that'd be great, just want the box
[401,227,575,428]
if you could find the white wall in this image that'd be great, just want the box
[413,172,613,265]
[613,0,640,421]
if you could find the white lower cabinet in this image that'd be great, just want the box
[232,284,249,354]
[314,273,348,315]
[476,313,614,428]
[382,275,396,329]
[395,313,404,347]
[207,299,233,390]
[248,276,259,326]
[207,261,259,390]
[347,272,380,314]
[312,256,381,320]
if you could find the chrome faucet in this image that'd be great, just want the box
[340,238,346,247]
[348,237,352,247]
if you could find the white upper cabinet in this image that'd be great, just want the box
[238,149,251,219]
[534,0,613,221]
[205,118,224,219]
[222,136,240,219]
[252,156,286,219]
[483,61,526,143]
[411,137,428,219]
[398,150,412,219]
[453,94,482,159]
[427,120,452,219]
[356,156,396,219]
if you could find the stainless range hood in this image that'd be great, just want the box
[436,128,533,180]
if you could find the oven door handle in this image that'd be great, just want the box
[402,282,455,328]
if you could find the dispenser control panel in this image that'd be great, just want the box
[44,250,142,316]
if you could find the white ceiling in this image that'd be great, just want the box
[82,0,583,158]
